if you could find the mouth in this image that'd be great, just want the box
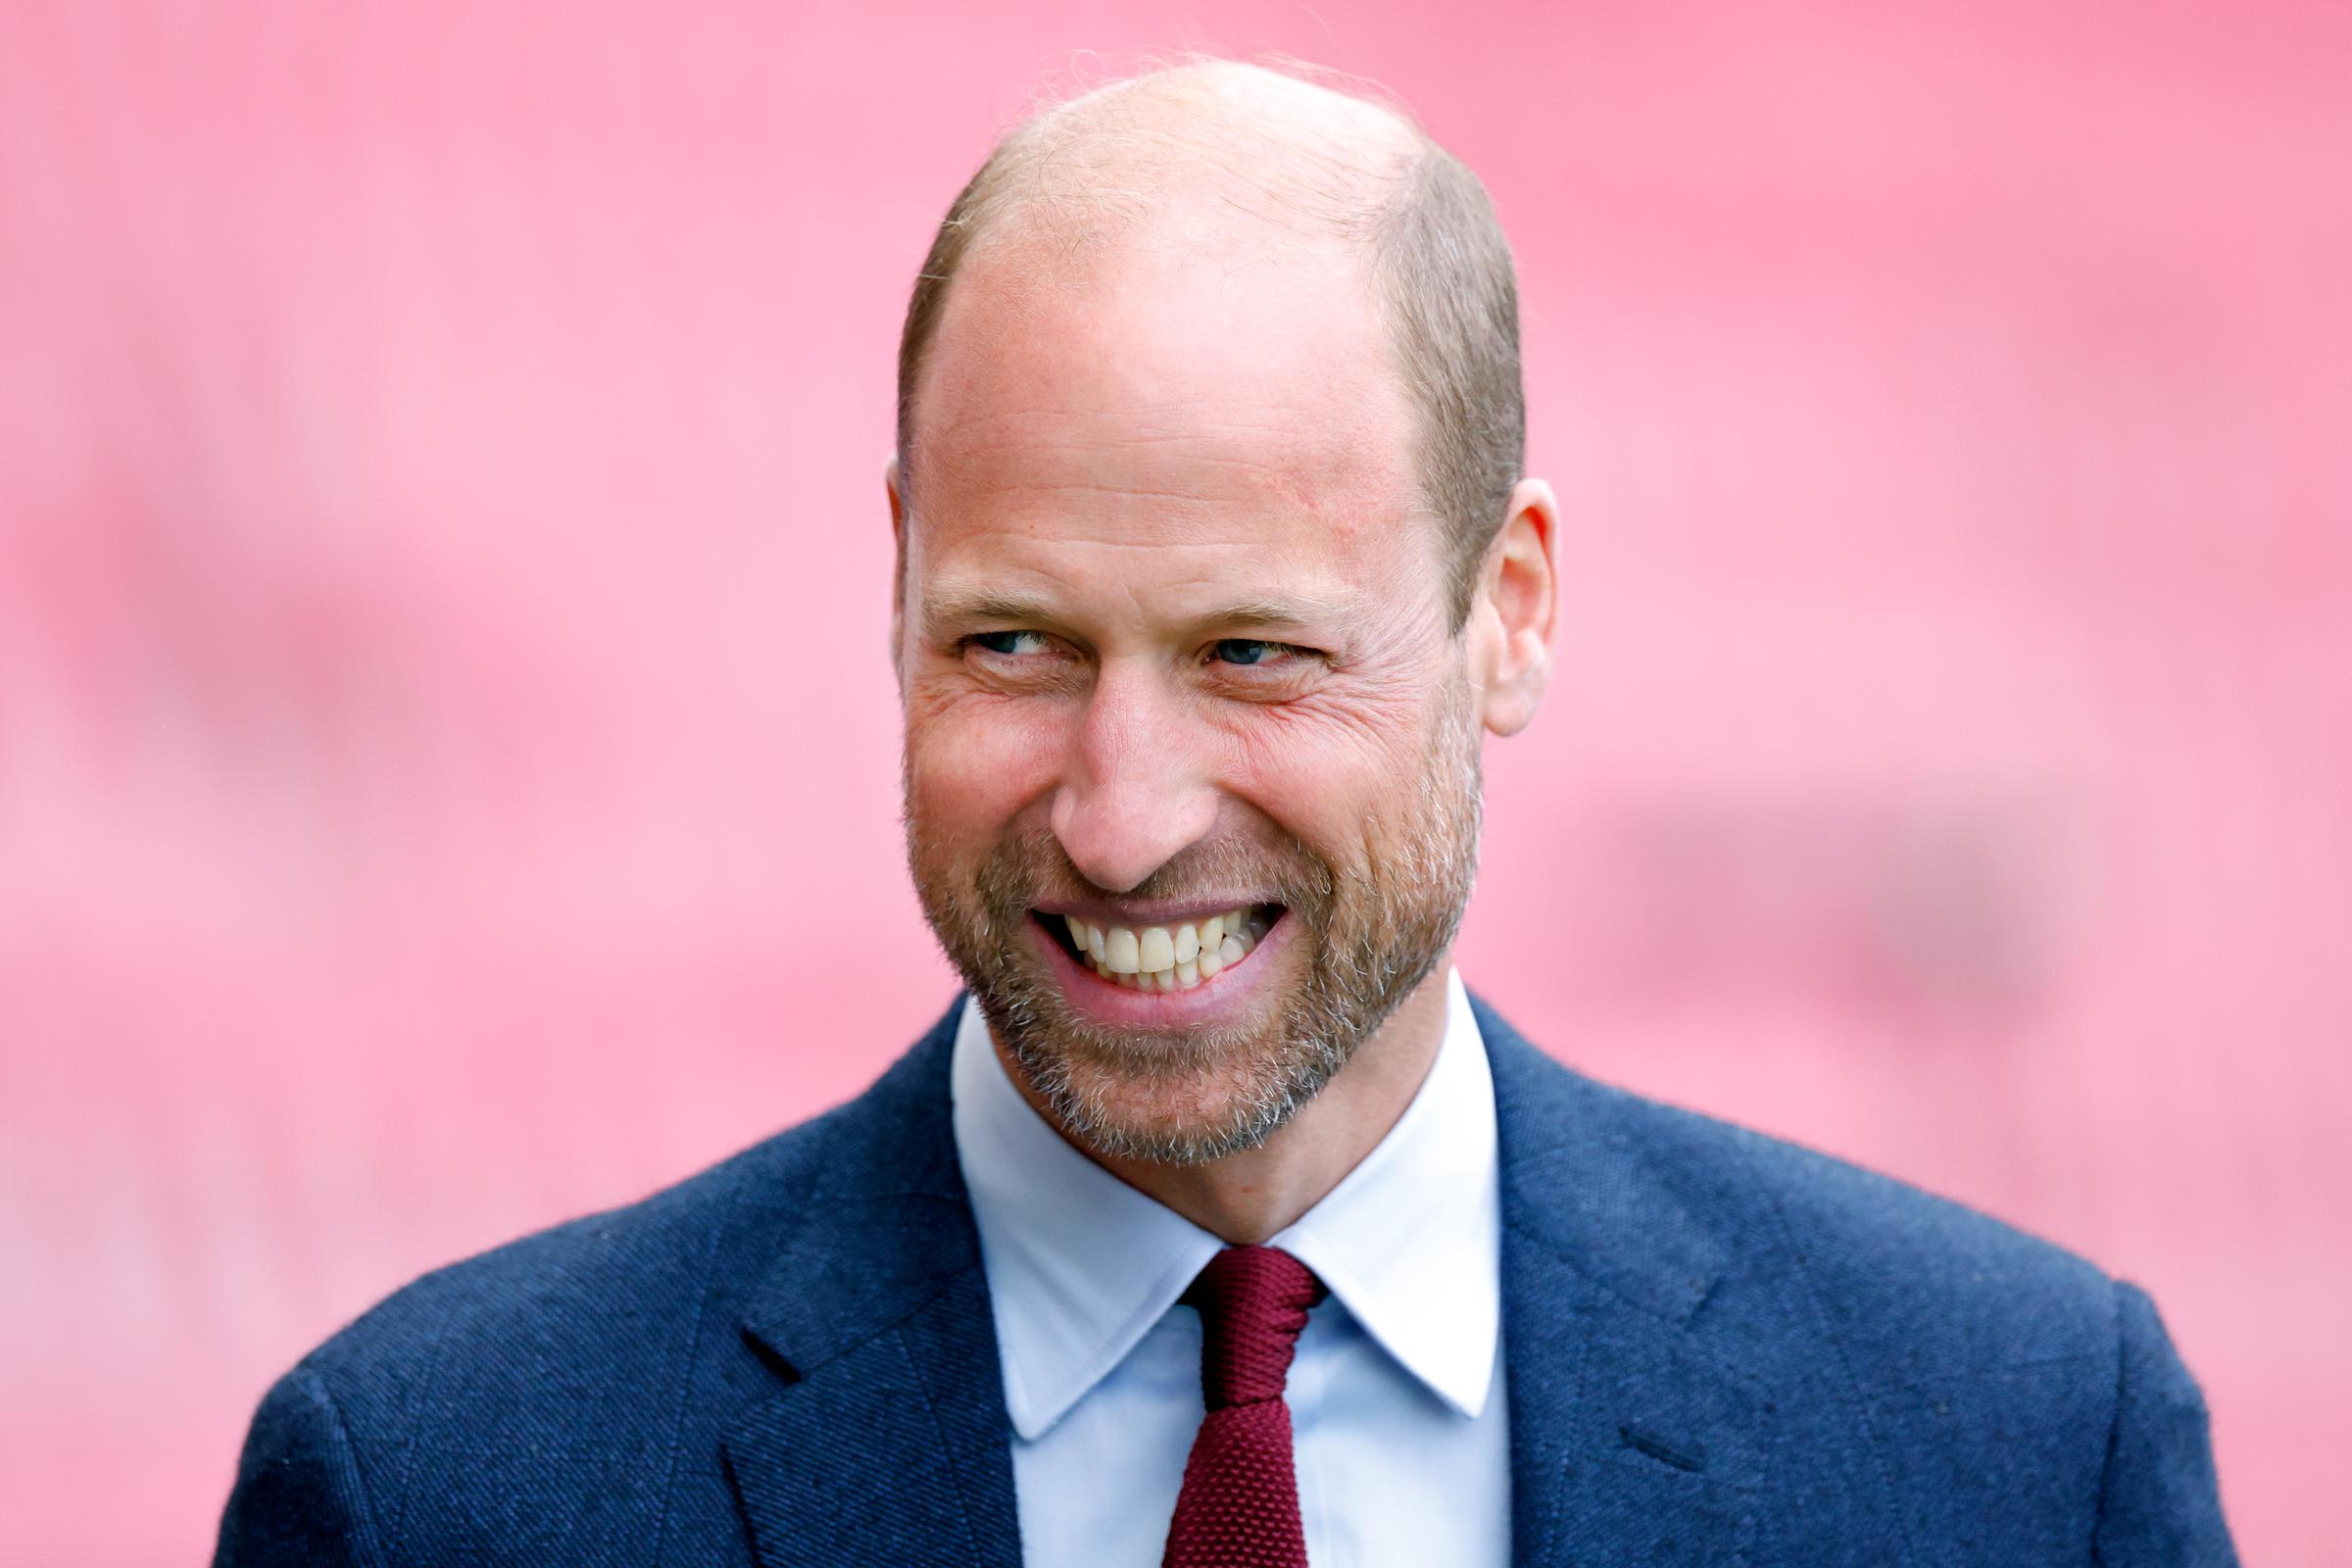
[1034,904,1284,993]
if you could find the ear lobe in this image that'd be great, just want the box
[1476,478,1559,739]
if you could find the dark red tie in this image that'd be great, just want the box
[1162,1245,1329,1568]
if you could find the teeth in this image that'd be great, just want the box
[1063,907,1270,990]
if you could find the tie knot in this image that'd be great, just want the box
[1183,1246,1326,1410]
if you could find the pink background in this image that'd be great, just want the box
[4,2,2347,1562]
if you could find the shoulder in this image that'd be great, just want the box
[304,1102,826,1388]
[217,1004,967,1563]
[1479,996,2236,1559]
[1642,1067,2101,1332]
[1476,995,2120,1379]
[254,1087,834,1510]
[216,1115,843,1565]
[237,1005,961,1495]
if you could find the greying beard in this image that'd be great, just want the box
[906,679,1484,1166]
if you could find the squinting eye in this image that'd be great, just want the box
[1211,639,1292,666]
[968,630,1053,657]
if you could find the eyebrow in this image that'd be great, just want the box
[923,592,1062,633]
[920,589,1348,643]
[1199,597,1348,633]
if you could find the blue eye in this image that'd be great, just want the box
[969,630,1051,657]
[1212,639,1284,666]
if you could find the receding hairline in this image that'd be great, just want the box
[900,60,1434,456]
[896,55,1526,627]
[985,57,1429,229]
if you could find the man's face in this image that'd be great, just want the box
[897,229,1484,1164]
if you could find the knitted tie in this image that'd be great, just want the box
[1161,1245,1328,1568]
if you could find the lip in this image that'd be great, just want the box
[1034,896,1280,927]
[1028,907,1294,1028]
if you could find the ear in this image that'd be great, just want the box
[1469,478,1559,738]
[885,454,908,684]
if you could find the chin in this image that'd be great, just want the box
[1048,1091,1289,1167]
[1017,1026,1333,1166]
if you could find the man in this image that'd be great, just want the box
[217,59,2236,1566]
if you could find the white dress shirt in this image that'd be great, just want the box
[949,966,1510,1568]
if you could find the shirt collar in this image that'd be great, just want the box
[950,967,1501,1441]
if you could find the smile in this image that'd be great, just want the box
[1038,906,1282,992]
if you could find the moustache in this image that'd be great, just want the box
[972,826,1337,918]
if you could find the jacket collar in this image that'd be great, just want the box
[722,992,1763,1567]
[723,1000,1022,1567]
[1476,994,1766,1566]
[954,968,1501,1443]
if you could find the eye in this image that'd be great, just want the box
[1209,639,1302,667]
[965,630,1054,658]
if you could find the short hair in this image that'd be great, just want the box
[894,59,1525,629]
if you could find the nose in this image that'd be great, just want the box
[1049,661,1220,893]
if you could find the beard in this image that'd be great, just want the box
[904,677,1484,1166]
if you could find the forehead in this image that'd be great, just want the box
[906,228,1431,592]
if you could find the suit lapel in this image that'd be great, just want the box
[1479,998,1768,1568]
[718,993,1770,1567]
[721,1013,1021,1567]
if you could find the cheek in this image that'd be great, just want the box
[1221,697,1434,865]
[905,683,1070,842]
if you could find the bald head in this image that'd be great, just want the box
[939,61,1418,255]
[896,59,1524,625]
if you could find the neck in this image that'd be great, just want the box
[997,959,1456,1245]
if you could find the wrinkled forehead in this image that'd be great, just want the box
[907,224,1426,550]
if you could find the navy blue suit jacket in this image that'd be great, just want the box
[218,995,2236,1565]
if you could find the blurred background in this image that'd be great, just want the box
[3,1,2346,1562]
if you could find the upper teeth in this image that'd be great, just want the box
[1059,908,1267,991]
